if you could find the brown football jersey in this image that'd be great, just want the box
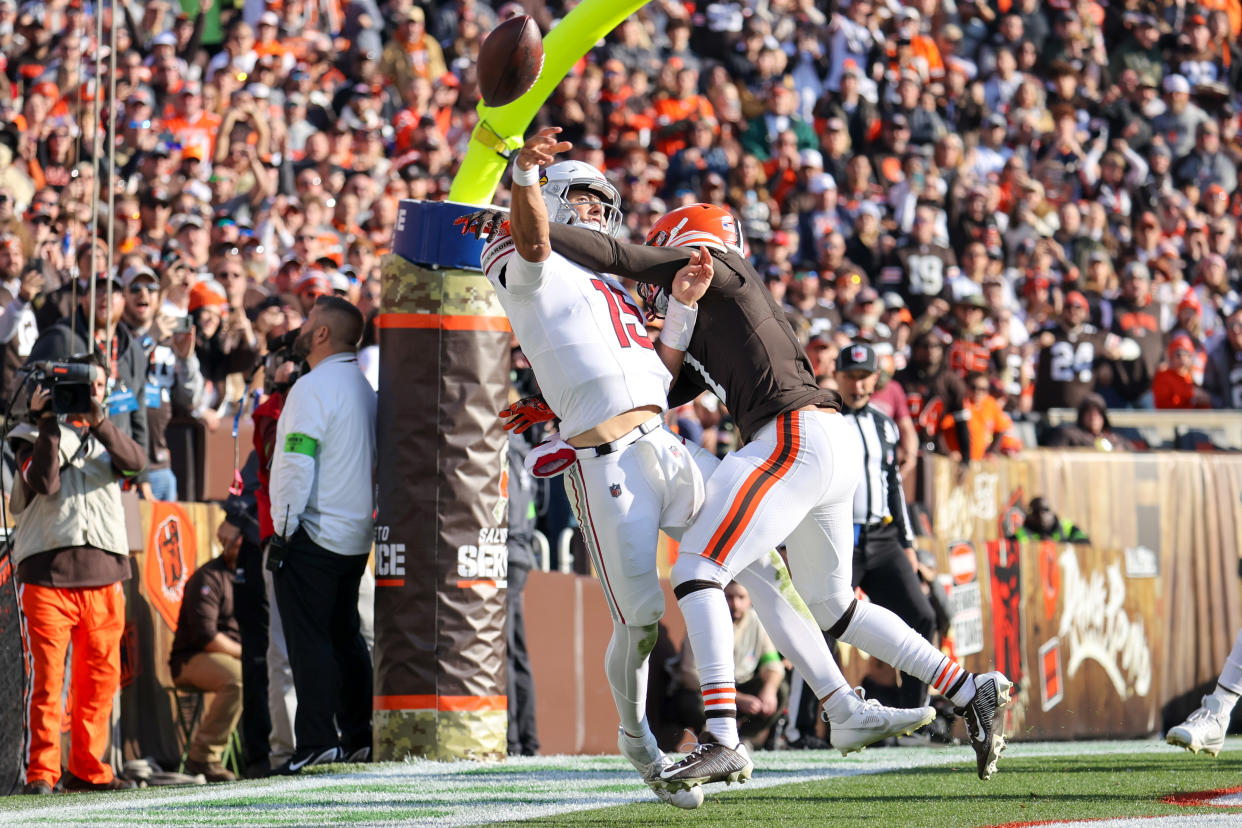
[1107,297,1164,403]
[547,223,841,443]
[1033,322,1111,412]
[889,243,957,317]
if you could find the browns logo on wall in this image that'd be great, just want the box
[142,502,198,630]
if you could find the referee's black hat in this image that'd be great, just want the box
[836,342,878,374]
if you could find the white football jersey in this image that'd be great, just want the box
[482,231,670,439]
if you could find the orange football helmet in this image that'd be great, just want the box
[645,203,746,257]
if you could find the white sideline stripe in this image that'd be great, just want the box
[1,739,1238,827]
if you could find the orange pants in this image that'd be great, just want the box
[19,581,125,787]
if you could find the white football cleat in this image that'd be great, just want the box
[618,727,704,809]
[828,686,937,755]
[1167,695,1230,757]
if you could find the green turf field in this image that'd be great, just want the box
[0,739,1238,827]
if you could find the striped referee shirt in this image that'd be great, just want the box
[844,403,916,548]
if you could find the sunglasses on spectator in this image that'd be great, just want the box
[972,383,990,392]
[128,283,158,294]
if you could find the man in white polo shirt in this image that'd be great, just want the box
[269,295,376,773]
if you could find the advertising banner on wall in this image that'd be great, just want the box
[918,452,1242,740]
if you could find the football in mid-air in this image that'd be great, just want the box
[477,14,544,107]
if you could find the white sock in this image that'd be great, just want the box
[784,669,804,741]
[704,716,739,748]
[1213,683,1241,715]
[1217,627,1242,697]
[822,684,856,724]
[604,622,655,737]
[948,673,976,708]
[838,601,955,693]
[677,587,739,748]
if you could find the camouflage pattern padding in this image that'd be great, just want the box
[380,257,507,318]
[374,245,511,764]
[375,709,508,762]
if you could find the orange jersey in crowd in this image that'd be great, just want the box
[1152,368,1211,409]
[940,393,1016,461]
[652,94,714,157]
[165,110,222,162]
[946,338,991,377]
[1201,0,1242,37]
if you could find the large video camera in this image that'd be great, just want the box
[261,329,306,395]
[26,360,98,415]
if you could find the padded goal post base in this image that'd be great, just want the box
[374,200,512,762]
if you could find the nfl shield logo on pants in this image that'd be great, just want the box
[609,484,622,498]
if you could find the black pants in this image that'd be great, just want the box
[851,522,936,709]
[506,564,539,755]
[273,529,373,754]
[233,538,271,768]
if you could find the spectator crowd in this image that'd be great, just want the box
[1,0,1242,791]
[0,0,1234,476]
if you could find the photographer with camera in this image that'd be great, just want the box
[26,269,150,495]
[118,265,204,501]
[8,357,147,794]
[248,320,305,773]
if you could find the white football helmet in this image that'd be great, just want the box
[538,160,623,237]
